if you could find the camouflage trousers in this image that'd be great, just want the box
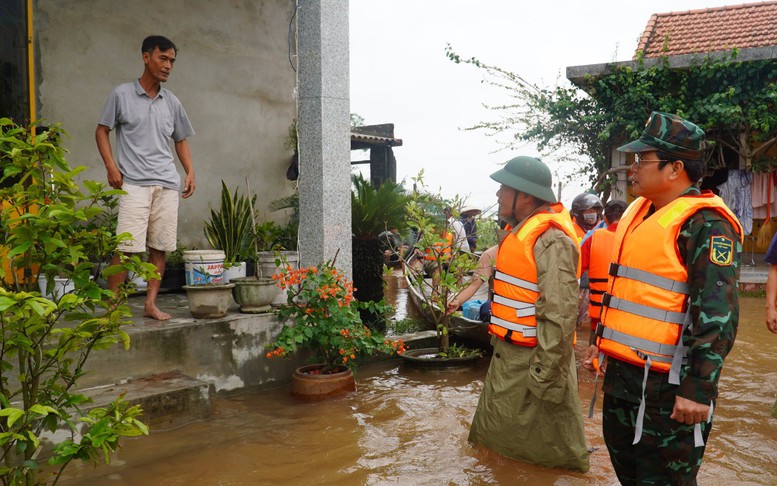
[602,394,711,485]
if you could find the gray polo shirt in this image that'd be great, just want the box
[98,79,194,189]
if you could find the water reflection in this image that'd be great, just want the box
[60,297,777,485]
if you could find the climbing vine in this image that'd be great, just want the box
[446,45,777,193]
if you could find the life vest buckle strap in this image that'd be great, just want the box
[605,295,687,324]
[599,325,680,360]
[608,263,690,295]
[490,315,537,337]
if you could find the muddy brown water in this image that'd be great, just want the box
[59,296,777,485]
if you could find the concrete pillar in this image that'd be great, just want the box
[296,0,352,275]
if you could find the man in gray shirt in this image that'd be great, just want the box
[96,35,195,320]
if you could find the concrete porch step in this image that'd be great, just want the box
[79,371,210,429]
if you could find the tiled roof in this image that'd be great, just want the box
[636,1,777,59]
[350,132,403,147]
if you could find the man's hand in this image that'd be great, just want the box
[767,306,777,334]
[671,395,710,425]
[582,345,600,373]
[446,298,460,315]
[182,173,196,199]
[105,165,123,189]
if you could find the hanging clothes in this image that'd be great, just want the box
[752,171,777,223]
[717,169,753,235]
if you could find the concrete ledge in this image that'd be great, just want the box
[81,371,210,428]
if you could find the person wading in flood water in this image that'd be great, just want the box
[583,111,743,484]
[469,155,589,472]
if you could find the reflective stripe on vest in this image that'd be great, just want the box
[609,262,690,294]
[492,294,536,318]
[490,315,537,337]
[493,270,540,293]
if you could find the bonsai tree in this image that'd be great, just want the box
[0,119,151,484]
[401,174,478,356]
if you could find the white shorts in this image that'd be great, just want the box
[116,184,179,253]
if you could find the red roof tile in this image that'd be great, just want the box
[636,1,777,59]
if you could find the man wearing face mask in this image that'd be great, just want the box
[570,192,603,328]
[570,193,603,240]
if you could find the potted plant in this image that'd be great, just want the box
[266,252,406,400]
[160,244,187,291]
[400,175,482,367]
[203,180,254,282]
[182,280,236,318]
[230,179,281,313]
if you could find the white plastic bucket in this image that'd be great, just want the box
[221,261,247,283]
[38,276,75,299]
[183,250,226,285]
[256,251,299,306]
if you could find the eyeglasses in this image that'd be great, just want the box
[631,154,665,170]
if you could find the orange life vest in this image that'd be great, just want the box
[587,226,616,322]
[423,232,453,261]
[489,204,581,347]
[572,221,586,242]
[597,193,743,373]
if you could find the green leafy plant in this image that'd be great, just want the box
[266,254,405,373]
[203,180,255,263]
[253,221,290,252]
[351,173,410,308]
[402,173,478,356]
[267,194,299,249]
[0,119,151,484]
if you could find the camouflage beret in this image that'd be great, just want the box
[617,111,706,160]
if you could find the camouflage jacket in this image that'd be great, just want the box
[602,190,741,408]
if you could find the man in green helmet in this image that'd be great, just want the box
[468,156,589,472]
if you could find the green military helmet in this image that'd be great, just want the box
[490,156,556,203]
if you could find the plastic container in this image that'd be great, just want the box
[183,250,226,285]
[462,299,485,320]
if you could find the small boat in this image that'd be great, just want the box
[403,259,490,344]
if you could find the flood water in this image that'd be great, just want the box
[59,296,777,485]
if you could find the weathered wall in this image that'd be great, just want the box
[34,0,298,249]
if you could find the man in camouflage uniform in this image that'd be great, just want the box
[583,112,742,485]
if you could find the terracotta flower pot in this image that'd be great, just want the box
[290,364,356,400]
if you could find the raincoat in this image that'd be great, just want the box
[468,226,589,472]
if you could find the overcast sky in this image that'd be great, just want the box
[349,0,743,211]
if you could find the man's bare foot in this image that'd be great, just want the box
[144,305,172,321]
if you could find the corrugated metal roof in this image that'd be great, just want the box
[636,1,777,58]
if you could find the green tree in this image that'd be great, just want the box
[351,174,409,326]
[446,45,777,193]
[403,173,477,355]
[0,119,150,485]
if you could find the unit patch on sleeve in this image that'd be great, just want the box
[709,235,734,266]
